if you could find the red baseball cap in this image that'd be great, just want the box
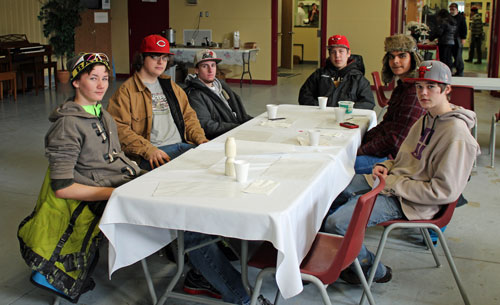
[140,34,173,55]
[327,35,350,49]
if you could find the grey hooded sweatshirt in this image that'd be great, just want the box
[365,105,480,220]
[45,100,141,188]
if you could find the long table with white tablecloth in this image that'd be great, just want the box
[99,104,377,300]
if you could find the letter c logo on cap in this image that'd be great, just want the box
[157,40,166,47]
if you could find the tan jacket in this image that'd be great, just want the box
[107,73,207,162]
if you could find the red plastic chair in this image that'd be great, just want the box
[417,44,440,60]
[450,85,477,166]
[490,109,500,167]
[360,199,471,305]
[371,71,390,122]
[371,71,389,108]
[247,177,386,305]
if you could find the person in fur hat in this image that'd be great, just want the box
[354,34,426,174]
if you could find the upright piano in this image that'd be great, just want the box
[0,34,50,92]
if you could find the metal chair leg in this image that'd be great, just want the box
[301,273,333,305]
[274,289,282,305]
[52,296,61,305]
[490,115,496,168]
[353,259,376,305]
[434,226,471,305]
[359,225,391,305]
[421,228,441,267]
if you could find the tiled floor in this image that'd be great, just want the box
[1,64,500,305]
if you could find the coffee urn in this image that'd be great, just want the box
[166,28,176,46]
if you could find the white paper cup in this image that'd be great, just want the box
[338,101,354,114]
[334,107,346,123]
[309,130,321,146]
[266,104,279,119]
[234,160,250,183]
[318,96,328,110]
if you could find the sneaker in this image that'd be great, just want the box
[183,269,222,299]
[339,266,392,285]
[257,295,273,305]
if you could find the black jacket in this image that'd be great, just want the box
[452,12,467,40]
[298,55,375,109]
[429,18,457,45]
[185,76,253,139]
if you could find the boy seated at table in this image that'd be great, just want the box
[185,49,253,139]
[298,34,375,110]
[355,34,426,174]
[323,60,479,285]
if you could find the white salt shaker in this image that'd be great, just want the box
[225,137,236,176]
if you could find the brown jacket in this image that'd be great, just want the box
[107,73,207,162]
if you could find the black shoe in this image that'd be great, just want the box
[183,269,222,299]
[257,295,274,305]
[464,59,473,63]
[474,61,482,64]
[339,266,392,285]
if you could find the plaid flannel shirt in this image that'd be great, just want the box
[358,80,426,158]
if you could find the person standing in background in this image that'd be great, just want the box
[428,9,457,70]
[465,7,484,64]
[308,3,319,27]
[296,2,306,26]
[449,3,467,76]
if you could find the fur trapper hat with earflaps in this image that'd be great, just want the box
[381,34,423,84]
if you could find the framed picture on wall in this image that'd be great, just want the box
[295,0,320,28]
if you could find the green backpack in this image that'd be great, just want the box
[17,169,105,303]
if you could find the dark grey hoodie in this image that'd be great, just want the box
[45,100,140,188]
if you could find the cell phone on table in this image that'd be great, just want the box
[340,122,359,129]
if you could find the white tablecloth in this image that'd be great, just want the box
[171,47,259,66]
[451,76,500,91]
[99,105,377,299]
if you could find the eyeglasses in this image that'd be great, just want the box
[72,53,109,70]
[148,54,170,62]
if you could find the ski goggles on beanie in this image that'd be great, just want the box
[69,52,110,81]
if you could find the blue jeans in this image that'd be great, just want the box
[184,232,250,305]
[140,143,196,170]
[354,155,388,174]
[323,174,404,279]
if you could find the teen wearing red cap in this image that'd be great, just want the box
[107,34,208,170]
[298,34,375,110]
[323,60,479,285]
[108,37,272,305]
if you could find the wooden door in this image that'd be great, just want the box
[281,0,293,69]
[75,10,112,67]
[128,0,170,74]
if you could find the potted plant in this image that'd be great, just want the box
[38,0,85,83]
